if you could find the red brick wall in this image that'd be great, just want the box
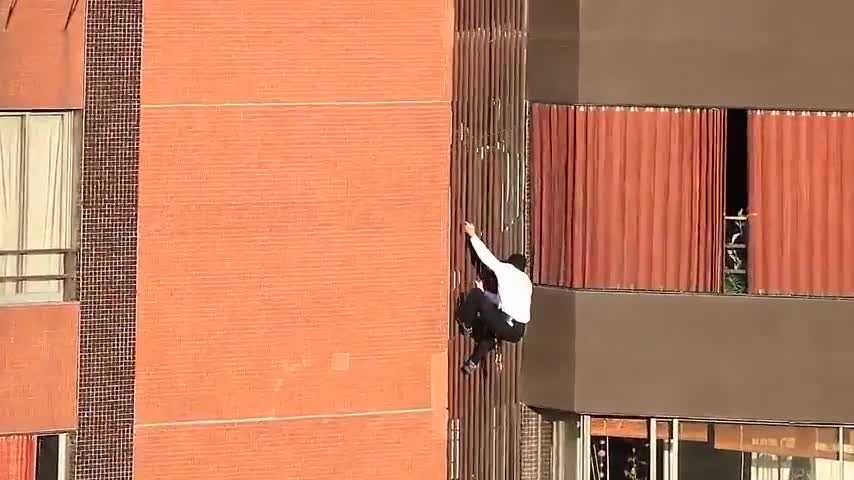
[135,414,445,480]
[0,303,78,434]
[0,0,84,109]
[136,1,453,478]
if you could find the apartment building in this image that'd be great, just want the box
[518,0,854,479]
[1,0,453,479]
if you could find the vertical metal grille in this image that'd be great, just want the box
[449,0,528,478]
[520,406,555,480]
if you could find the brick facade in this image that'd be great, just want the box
[0,0,83,109]
[2,0,454,478]
[134,0,453,478]
[0,303,78,434]
[137,104,450,424]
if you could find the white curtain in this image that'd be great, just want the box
[750,454,840,480]
[23,114,74,301]
[0,113,74,303]
[814,459,840,480]
[0,116,22,298]
[750,453,790,480]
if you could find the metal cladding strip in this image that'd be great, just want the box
[76,0,141,478]
[449,0,529,478]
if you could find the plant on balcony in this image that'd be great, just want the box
[724,208,748,294]
[724,271,746,294]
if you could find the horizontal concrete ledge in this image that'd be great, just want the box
[521,287,854,424]
[527,0,854,110]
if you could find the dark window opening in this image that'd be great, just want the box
[723,109,749,294]
[36,435,59,480]
[726,109,748,216]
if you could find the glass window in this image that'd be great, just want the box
[656,421,673,480]
[0,112,78,303]
[591,418,673,480]
[0,432,74,480]
[843,429,854,480]
[679,422,840,480]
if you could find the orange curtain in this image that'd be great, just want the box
[531,104,726,292]
[748,111,854,296]
[0,435,37,480]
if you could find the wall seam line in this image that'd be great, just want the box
[135,407,434,428]
[141,100,451,109]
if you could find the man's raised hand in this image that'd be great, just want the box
[464,221,476,237]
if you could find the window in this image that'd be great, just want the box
[725,109,749,217]
[844,430,854,479]
[551,416,853,480]
[590,418,652,480]
[0,432,74,480]
[0,112,79,304]
[679,422,839,480]
[724,108,749,294]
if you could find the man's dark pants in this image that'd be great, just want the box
[457,288,525,366]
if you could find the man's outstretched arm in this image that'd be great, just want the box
[465,221,502,271]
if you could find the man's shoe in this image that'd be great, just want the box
[461,360,478,375]
[456,319,473,336]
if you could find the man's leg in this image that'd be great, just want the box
[465,336,496,372]
[462,306,528,374]
[461,299,516,373]
[476,305,517,340]
[456,288,487,335]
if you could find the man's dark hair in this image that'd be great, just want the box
[507,253,527,272]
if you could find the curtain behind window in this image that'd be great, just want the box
[0,116,23,297]
[748,111,854,296]
[0,113,75,303]
[0,435,36,480]
[23,114,75,299]
[531,104,726,292]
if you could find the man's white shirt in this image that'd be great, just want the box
[469,235,532,324]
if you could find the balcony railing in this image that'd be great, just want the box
[0,249,78,303]
[724,212,748,294]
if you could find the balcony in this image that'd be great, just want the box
[520,213,854,424]
[0,111,79,305]
[521,287,854,424]
[723,213,747,294]
[0,249,77,304]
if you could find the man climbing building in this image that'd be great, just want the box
[457,221,532,375]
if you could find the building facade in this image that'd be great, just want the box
[1,0,454,478]
[3,0,854,479]
[521,0,854,479]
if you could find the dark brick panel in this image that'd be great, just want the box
[75,0,142,479]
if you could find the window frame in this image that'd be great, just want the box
[566,415,851,480]
[0,110,82,304]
